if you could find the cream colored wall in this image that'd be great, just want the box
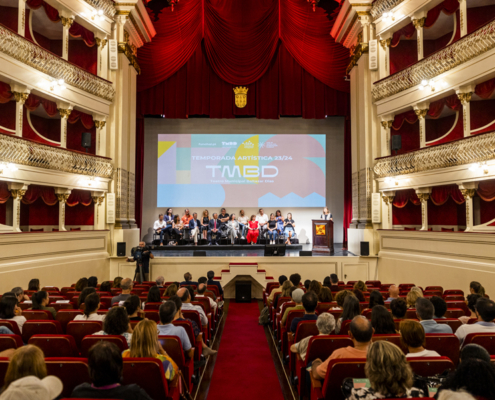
[0,231,110,293]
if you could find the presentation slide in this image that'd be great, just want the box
[157,134,325,207]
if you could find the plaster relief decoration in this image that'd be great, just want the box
[352,171,360,222]
[115,168,128,227]
[128,171,136,226]
[359,168,372,221]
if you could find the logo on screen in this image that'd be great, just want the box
[243,140,254,149]
[222,142,237,147]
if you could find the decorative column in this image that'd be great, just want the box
[91,192,105,230]
[95,35,108,78]
[93,118,106,156]
[457,89,473,138]
[458,0,468,37]
[382,191,396,229]
[414,105,428,148]
[416,188,431,231]
[55,188,71,232]
[57,102,73,148]
[60,14,74,61]
[379,36,391,78]
[11,84,30,137]
[459,182,478,232]
[18,0,27,36]
[8,183,28,232]
[412,15,426,61]
[380,115,394,157]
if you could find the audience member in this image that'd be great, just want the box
[319,287,333,302]
[180,272,198,287]
[456,297,495,344]
[164,284,178,298]
[78,287,96,308]
[437,390,475,400]
[28,279,40,292]
[198,277,217,301]
[371,305,396,334]
[289,273,302,287]
[157,301,194,358]
[281,288,304,325]
[144,286,162,309]
[71,341,153,400]
[368,290,385,309]
[400,320,440,358]
[122,320,178,382]
[177,288,208,326]
[99,281,112,293]
[111,278,133,305]
[390,298,407,319]
[352,289,365,302]
[336,295,361,334]
[93,306,133,347]
[386,285,399,302]
[155,276,165,288]
[335,290,354,310]
[353,281,367,293]
[31,291,56,319]
[416,297,452,334]
[268,275,287,305]
[304,279,311,291]
[406,287,423,308]
[430,296,448,319]
[322,276,332,290]
[207,270,223,296]
[308,280,322,298]
[312,316,373,380]
[0,296,26,333]
[123,295,144,321]
[0,375,62,400]
[88,276,98,288]
[330,274,339,291]
[112,277,123,289]
[347,341,424,399]
[196,283,218,314]
[74,293,105,321]
[75,278,88,292]
[460,343,491,363]
[290,313,335,362]
[10,287,28,303]
[459,294,481,324]
[470,281,486,297]
[290,291,318,334]
[437,359,495,400]
[280,280,294,298]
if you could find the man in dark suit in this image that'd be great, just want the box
[188,212,201,245]
[180,272,198,288]
[208,213,221,245]
[207,270,223,296]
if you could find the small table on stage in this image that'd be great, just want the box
[312,219,334,254]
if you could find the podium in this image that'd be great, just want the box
[312,219,334,254]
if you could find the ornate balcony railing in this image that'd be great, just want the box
[374,131,495,178]
[83,0,116,18]
[0,133,113,178]
[372,19,495,102]
[370,0,406,19]
[0,25,115,102]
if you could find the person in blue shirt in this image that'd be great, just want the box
[157,301,194,359]
[290,291,318,333]
[188,212,201,245]
[180,272,198,288]
[416,297,453,334]
[207,270,223,296]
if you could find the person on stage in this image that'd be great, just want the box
[256,208,269,237]
[154,213,167,247]
[321,206,333,221]
[284,213,296,245]
[127,241,154,283]
[208,213,221,246]
[275,210,284,240]
[201,210,210,240]
[226,214,241,245]
[181,209,193,225]
[164,208,174,234]
[218,208,229,235]
[246,215,259,245]
[188,212,201,246]
[238,210,248,239]
[267,213,278,244]
[171,215,183,243]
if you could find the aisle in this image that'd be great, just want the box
[207,301,285,400]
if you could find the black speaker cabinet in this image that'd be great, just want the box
[81,132,92,149]
[299,250,313,257]
[193,250,206,257]
[117,242,126,257]
[360,241,370,256]
[391,135,402,151]
[264,244,286,256]
[235,281,251,303]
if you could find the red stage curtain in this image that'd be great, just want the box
[427,94,461,119]
[67,190,93,207]
[478,180,495,202]
[475,78,495,99]
[21,198,58,226]
[430,185,465,206]
[428,196,465,226]
[21,185,58,206]
[66,203,94,225]
[393,199,421,225]
[0,181,10,203]
[342,115,352,249]
[0,81,12,104]
[69,22,96,47]
[393,189,420,208]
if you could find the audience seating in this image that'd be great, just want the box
[0,320,21,336]
[21,320,63,343]
[51,303,74,312]
[0,334,23,352]
[144,310,160,323]
[339,320,352,335]
[66,321,103,349]
[56,310,83,332]
[80,335,128,357]
[182,310,209,342]
[445,301,470,315]
[462,333,495,354]
[23,310,54,320]
[372,334,403,350]
[159,335,195,390]
[443,290,464,297]
[425,334,460,365]
[45,358,91,398]
[28,335,79,357]
[288,321,319,375]
[444,295,465,301]
[443,309,465,319]
[143,302,163,310]
[408,356,455,376]
[435,318,462,332]
[281,310,305,355]
[173,319,203,361]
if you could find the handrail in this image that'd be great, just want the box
[370,0,406,20]
[83,0,116,19]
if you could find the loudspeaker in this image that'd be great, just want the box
[391,135,402,151]
[299,250,313,257]
[82,132,92,149]
[235,280,252,303]
[264,244,286,257]
[360,241,370,256]
[117,242,126,257]
[193,250,206,257]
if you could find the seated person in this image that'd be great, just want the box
[266,213,278,244]
[198,277,217,301]
[124,295,144,321]
[290,291,318,334]
[218,208,230,233]
[177,288,208,327]
[93,306,133,348]
[385,285,400,302]
[290,312,335,362]
[416,297,452,334]
[207,270,223,296]
[0,295,26,333]
[157,301,194,359]
[111,278,133,305]
[371,305,397,334]
[181,209,193,227]
[180,272,198,287]
[282,288,305,325]
[196,283,218,314]
[28,279,40,292]
[208,213,221,246]
[390,298,407,319]
[329,274,339,291]
[336,295,361,334]
[367,290,385,310]
[30,291,56,319]
[71,341,153,399]
[153,213,167,246]
[143,286,163,310]
[460,343,491,363]
[400,320,440,358]
[188,212,201,245]
[10,287,29,303]
[430,295,448,319]
[459,294,481,324]
[267,275,287,306]
[74,293,105,321]
[78,287,97,309]
[312,316,373,381]
[256,208,269,236]
[456,297,495,345]
[0,375,62,400]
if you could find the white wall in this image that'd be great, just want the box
[142,118,345,244]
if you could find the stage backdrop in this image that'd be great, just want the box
[143,118,345,244]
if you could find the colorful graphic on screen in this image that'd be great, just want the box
[157,134,325,207]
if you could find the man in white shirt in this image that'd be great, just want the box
[154,213,167,246]
[256,208,269,237]
[177,287,208,327]
[456,297,495,345]
[196,283,217,314]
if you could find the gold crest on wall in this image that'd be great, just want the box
[233,86,248,108]
[315,224,326,236]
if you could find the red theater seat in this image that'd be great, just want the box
[435,318,462,332]
[23,310,54,320]
[445,301,470,315]
[0,334,23,352]
[143,302,163,310]
[45,358,90,398]
[408,357,455,377]
[372,334,403,351]
[159,335,194,391]
[289,321,319,375]
[443,290,464,297]
[66,321,103,349]
[56,310,83,332]
[0,320,21,336]
[173,319,202,361]
[28,334,79,357]
[80,335,128,357]
[443,309,465,319]
[463,333,495,355]
[21,320,63,343]
[144,310,160,323]
[425,334,460,365]
[339,320,352,335]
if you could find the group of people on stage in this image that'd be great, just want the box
[154,207,333,247]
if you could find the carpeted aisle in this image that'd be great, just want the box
[207,301,285,400]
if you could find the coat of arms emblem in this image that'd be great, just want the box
[233,86,248,108]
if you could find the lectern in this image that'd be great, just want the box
[312,219,334,254]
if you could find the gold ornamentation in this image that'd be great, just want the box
[233,87,249,108]
[95,38,108,49]
[414,109,428,119]
[21,9,25,31]
[12,92,29,104]
[346,42,369,75]
[457,92,472,104]
[412,17,426,29]
[57,193,70,203]
[94,120,106,129]
[60,17,74,28]
[379,38,391,49]
[460,189,476,200]
[10,189,26,200]
[417,193,430,202]
[118,32,141,74]
[58,108,72,119]
[370,0,406,19]
[381,120,393,129]
[115,10,131,16]
[382,195,395,205]
[82,0,116,18]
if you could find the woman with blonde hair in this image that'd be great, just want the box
[406,286,423,308]
[353,280,367,293]
[112,276,123,289]
[122,319,178,382]
[201,209,210,240]
[348,341,424,399]
[280,280,294,298]
[164,284,178,298]
[3,345,47,390]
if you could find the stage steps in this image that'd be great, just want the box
[214,262,275,287]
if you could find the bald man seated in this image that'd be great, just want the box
[195,283,218,314]
[111,278,133,305]
[386,285,400,302]
[177,287,208,326]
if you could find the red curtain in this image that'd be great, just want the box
[392,110,417,130]
[69,22,96,47]
[342,115,352,249]
[424,0,459,28]
[475,78,495,99]
[67,190,93,207]
[0,181,10,204]
[393,199,421,225]
[478,180,495,202]
[66,202,94,225]
[430,185,465,206]
[69,110,94,129]
[21,185,58,206]
[0,81,12,104]
[26,0,60,22]
[24,94,58,116]
[393,189,420,208]
[0,102,16,134]
[391,23,415,48]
